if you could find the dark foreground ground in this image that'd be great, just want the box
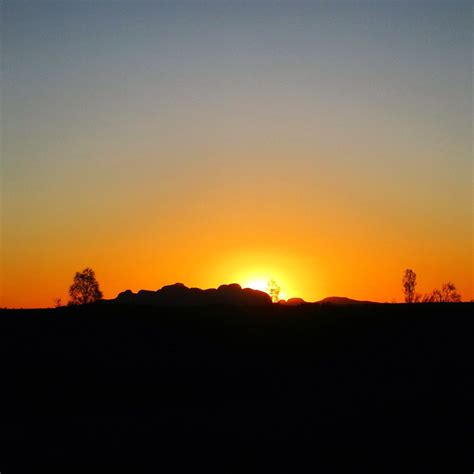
[0,303,472,472]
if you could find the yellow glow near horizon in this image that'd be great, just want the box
[244,279,268,292]
[243,278,287,301]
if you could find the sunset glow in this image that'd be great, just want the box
[243,278,287,302]
[244,279,268,294]
[1,3,472,470]
[1,1,472,308]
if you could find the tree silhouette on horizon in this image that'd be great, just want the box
[69,268,102,305]
[267,279,281,303]
[402,269,417,303]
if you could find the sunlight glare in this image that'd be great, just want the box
[245,279,268,293]
[243,278,286,301]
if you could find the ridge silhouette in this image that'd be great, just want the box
[112,284,377,306]
[114,282,272,306]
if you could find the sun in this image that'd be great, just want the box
[243,278,287,301]
[245,279,269,293]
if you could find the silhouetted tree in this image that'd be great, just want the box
[422,282,461,303]
[69,268,102,305]
[421,293,433,303]
[429,283,461,303]
[402,269,417,303]
[441,282,461,302]
[54,297,62,308]
[430,288,443,303]
[267,279,281,303]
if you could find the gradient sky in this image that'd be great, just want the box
[1,0,472,307]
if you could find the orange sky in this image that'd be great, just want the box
[2,1,472,307]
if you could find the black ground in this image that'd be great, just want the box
[0,303,472,472]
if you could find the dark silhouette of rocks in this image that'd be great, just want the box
[114,283,272,306]
[113,286,378,307]
[279,297,306,306]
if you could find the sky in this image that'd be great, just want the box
[1,0,472,307]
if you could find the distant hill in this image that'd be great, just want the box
[279,296,376,305]
[111,285,378,307]
[112,283,272,306]
[316,296,377,305]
